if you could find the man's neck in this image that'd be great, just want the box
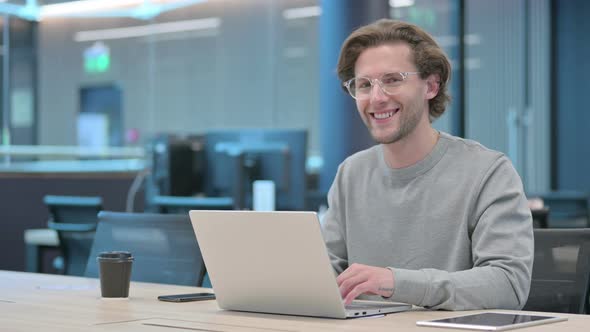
[382,120,439,169]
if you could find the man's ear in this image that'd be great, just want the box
[425,74,440,100]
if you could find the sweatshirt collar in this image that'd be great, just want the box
[379,131,450,182]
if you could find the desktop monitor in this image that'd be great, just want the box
[203,129,307,210]
[147,134,206,197]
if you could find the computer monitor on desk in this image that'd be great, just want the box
[147,134,205,197]
[204,129,307,210]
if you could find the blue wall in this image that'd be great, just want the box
[556,0,590,192]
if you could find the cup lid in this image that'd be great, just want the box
[97,251,133,261]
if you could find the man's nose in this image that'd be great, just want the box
[369,82,388,103]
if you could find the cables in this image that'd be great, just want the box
[125,168,150,212]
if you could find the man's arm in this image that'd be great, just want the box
[321,165,349,274]
[390,157,533,310]
[338,157,534,310]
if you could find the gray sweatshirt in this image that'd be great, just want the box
[321,132,533,310]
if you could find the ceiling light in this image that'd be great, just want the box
[0,0,207,21]
[41,0,141,17]
[74,17,221,42]
[282,6,321,20]
[389,0,415,8]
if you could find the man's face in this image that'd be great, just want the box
[353,43,432,145]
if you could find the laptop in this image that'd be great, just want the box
[189,210,412,319]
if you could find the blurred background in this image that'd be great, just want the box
[0,0,589,275]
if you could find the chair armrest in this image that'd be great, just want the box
[24,228,59,246]
[47,220,96,232]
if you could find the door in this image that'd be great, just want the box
[79,85,123,147]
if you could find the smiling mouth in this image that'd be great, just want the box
[371,108,400,120]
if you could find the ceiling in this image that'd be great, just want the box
[0,0,207,21]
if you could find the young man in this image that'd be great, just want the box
[321,19,533,310]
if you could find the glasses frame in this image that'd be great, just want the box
[343,72,421,100]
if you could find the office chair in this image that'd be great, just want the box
[152,195,234,214]
[85,211,206,287]
[44,195,103,276]
[524,228,590,314]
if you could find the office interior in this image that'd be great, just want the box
[0,0,589,314]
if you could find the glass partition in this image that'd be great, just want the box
[32,0,320,153]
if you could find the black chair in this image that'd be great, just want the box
[524,228,590,314]
[152,195,234,214]
[85,211,206,286]
[44,195,103,276]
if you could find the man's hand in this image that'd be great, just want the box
[336,263,395,305]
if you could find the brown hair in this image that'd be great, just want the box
[337,19,451,120]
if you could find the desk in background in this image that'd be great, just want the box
[1,271,587,331]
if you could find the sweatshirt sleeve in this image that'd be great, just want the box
[388,156,534,310]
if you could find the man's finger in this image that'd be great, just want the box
[344,282,371,305]
[339,273,367,298]
[336,264,362,285]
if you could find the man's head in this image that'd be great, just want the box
[337,19,451,122]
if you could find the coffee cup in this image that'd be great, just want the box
[97,251,133,298]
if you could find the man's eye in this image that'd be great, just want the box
[357,79,371,89]
[382,73,403,84]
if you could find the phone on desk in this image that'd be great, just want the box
[157,293,216,302]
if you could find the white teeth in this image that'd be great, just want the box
[374,111,394,119]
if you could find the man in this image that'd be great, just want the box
[321,19,533,311]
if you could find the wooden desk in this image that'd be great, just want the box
[1,271,587,331]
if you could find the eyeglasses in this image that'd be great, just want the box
[343,72,420,100]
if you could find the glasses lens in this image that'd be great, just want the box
[349,77,371,99]
[380,72,405,94]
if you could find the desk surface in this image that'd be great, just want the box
[1,271,587,331]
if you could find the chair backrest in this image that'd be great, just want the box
[152,195,234,214]
[85,211,206,286]
[524,228,590,314]
[44,195,103,276]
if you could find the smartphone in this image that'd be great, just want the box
[157,293,216,302]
